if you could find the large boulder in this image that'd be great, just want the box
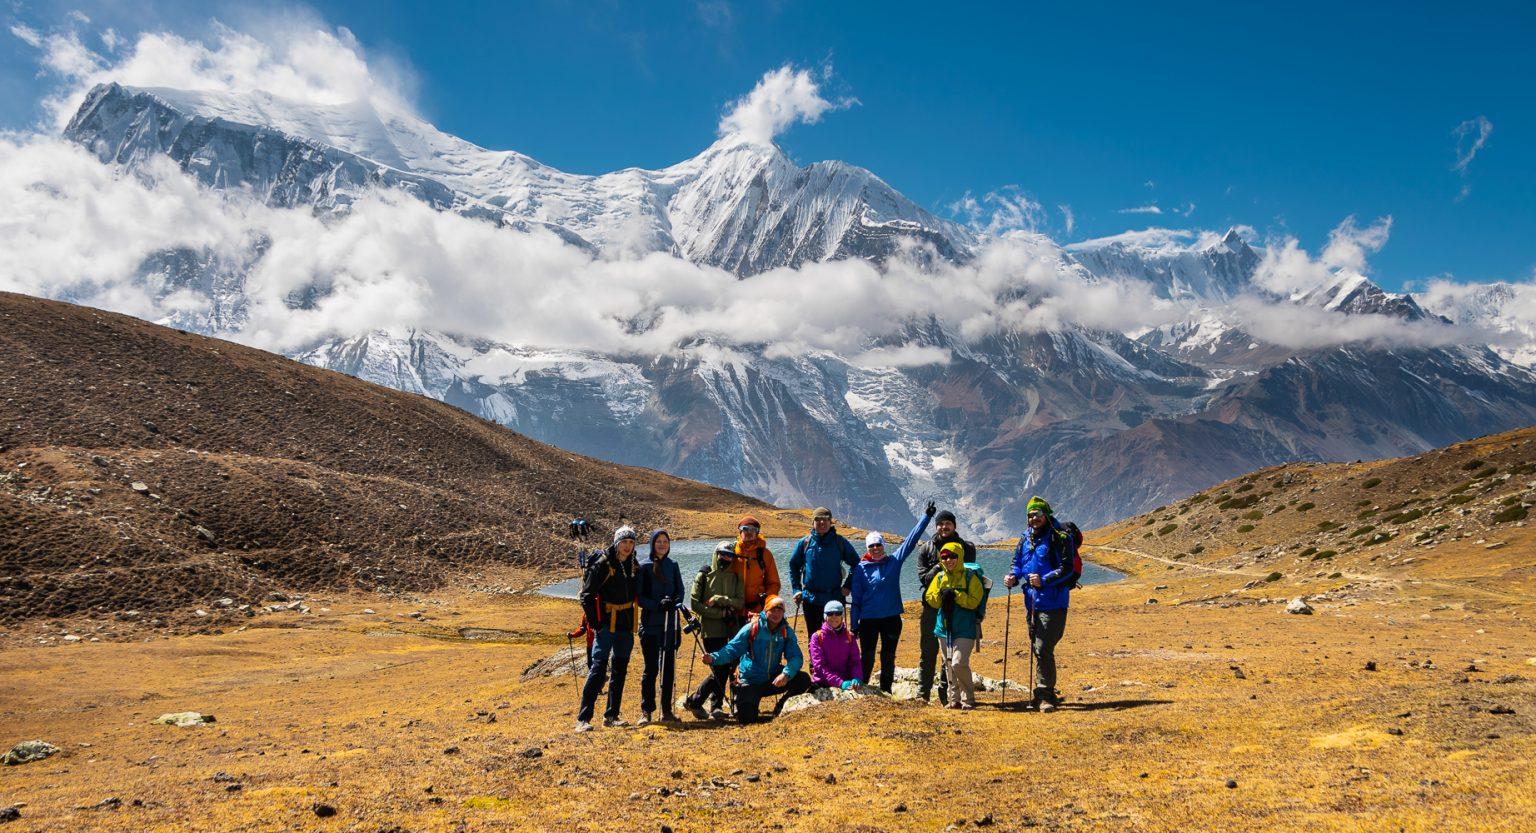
[3,740,60,765]
[153,712,215,727]
[781,684,884,714]
[521,646,586,681]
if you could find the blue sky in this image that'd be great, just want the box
[4,0,1533,290]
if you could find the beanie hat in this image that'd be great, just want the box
[613,525,638,544]
[1026,496,1053,517]
[714,540,737,558]
[738,515,761,530]
[935,509,957,526]
[823,599,845,616]
[865,531,885,548]
[764,595,786,611]
[812,507,833,521]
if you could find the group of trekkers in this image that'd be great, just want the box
[572,497,1079,731]
[567,517,593,539]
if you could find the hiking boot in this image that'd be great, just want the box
[603,717,628,728]
[709,707,728,721]
[1038,700,1057,713]
[959,703,975,711]
[636,713,652,727]
[660,712,680,723]
[573,721,593,733]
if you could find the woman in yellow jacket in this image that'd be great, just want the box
[923,542,989,709]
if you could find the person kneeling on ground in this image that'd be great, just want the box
[808,600,862,692]
[924,542,989,710]
[1003,495,1076,712]
[700,595,810,723]
[684,541,745,720]
[575,526,640,732]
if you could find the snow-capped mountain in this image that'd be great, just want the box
[49,81,1536,535]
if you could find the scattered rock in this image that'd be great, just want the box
[212,771,239,783]
[90,455,109,467]
[1145,598,1159,605]
[1285,598,1314,615]
[1225,779,1238,789]
[312,803,337,818]
[0,806,18,823]
[1364,661,1377,672]
[76,797,121,811]
[520,747,543,760]
[1493,674,1524,684]
[976,814,995,827]
[129,482,150,495]
[1230,665,1247,680]
[1490,706,1516,715]
[442,746,460,755]
[781,683,885,714]
[670,769,684,779]
[194,527,218,546]
[894,803,908,813]
[746,774,760,783]
[3,740,60,765]
[153,712,215,727]
[824,773,837,784]
[521,646,586,680]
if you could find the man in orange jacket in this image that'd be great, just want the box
[730,516,780,615]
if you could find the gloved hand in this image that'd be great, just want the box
[709,594,729,607]
[941,587,957,602]
[793,591,803,602]
[660,596,674,608]
[925,500,937,518]
[840,680,855,691]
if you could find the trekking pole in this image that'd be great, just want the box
[1001,586,1013,706]
[1024,592,1037,709]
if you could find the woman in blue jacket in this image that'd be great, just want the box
[636,529,684,724]
[848,502,934,692]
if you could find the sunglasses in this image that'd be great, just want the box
[1027,512,1044,519]
[867,543,885,549]
[940,555,958,561]
[739,526,760,533]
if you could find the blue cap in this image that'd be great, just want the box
[823,600,845,615]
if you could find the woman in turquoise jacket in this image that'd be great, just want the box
[924,542,990,709]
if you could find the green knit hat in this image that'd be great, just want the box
[1026,496,1053,517]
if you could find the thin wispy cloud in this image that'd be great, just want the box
[1452,115,1493,202]
[1118,205,1163,215]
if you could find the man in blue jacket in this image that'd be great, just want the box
[701,595,811,723]
[1003,496,1076,712]
[848,502,934,692]
[788,507,859,636]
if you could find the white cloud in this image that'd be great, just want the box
[1452,116,1492,174]
[1252,215,1391,295]
[1058,204,1074,236]
[949,186,1044,236]
[1117,204,1162,215]
[9,23,43,48]
[718,64,852,146]
[13,14,418,130]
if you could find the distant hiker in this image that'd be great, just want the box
[924,542,990,709]
[1003,496,1077,712]
[570,518,580,538]
[808,599,862,691]
[637,529,684,725]
[915,508,979,703]
[848,502,934,692]
[730,516,781,615]
[701,595,810,723]
[788,507,859,635]
[683,541,746,720]
[575,526,641,732]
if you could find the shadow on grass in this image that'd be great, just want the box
[991,698,1172,713]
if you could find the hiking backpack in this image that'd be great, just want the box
[1054,520,1085,587]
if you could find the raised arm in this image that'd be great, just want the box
[890,512,934,568]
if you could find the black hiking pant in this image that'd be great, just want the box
[1030,608,1068,702]
[798,590,840,637]
[578,630,633,723]
[686,636,732,710]
[732,671,812,723]
[639,633,678,716]
[918,604,951,702]
[857,615,902,692]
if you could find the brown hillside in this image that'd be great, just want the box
[0,292,790,626]
[1088,425,1536,604]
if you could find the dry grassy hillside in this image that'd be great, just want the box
[1088,425,1536,604]
[0,292,792,628]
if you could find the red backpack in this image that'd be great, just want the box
[1054,520,1085,587]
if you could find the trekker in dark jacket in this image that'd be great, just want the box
[636,528,684,725]
[788,507,859,635]
[848,502,934,692]
[1004,496,1077,712]
[575,526,641,732]
[683,541,746,720]
[701,595,811,723]
[915,508,979,703]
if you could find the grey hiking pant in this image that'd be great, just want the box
[1030,608,1068,702]
[918,604,948,701]
[941,637,976,707]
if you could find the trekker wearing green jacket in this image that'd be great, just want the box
[683,541,745,720]
[923,542,990,710]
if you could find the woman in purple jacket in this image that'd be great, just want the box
[808,600,862,691]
